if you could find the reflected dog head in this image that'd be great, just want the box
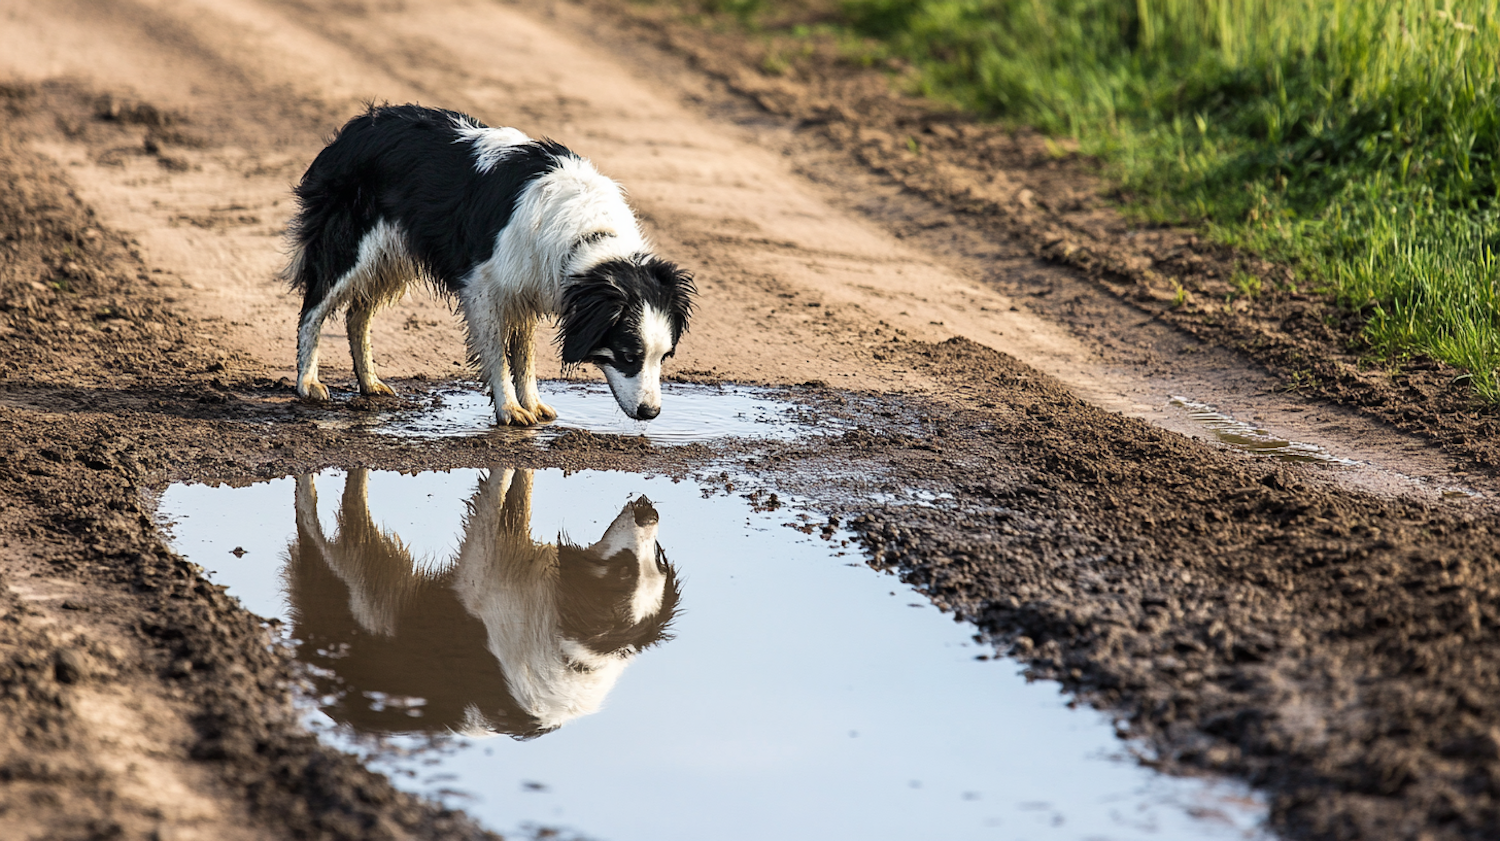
[557,495,680,663]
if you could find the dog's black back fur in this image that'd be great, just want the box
[286,104,574,311]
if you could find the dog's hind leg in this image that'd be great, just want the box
[507,318,557,422]
[296,302,333,402]
[288,234,333,402]
[347,300,395,397]
[293,228,369,403]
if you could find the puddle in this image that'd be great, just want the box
[158,469,1271,840]
[1169,397,1357,466]
[328,382,817,444]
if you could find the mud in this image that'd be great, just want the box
[1,2,1500,840]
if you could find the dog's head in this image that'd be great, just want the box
[558,255,696,421]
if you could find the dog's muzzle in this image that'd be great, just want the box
[630,496,658,526]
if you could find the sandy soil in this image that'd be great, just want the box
[2,1,1500,839]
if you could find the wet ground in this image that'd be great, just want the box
[160,466,1269,841]
[3,2,1500,840]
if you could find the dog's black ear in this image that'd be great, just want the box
[647,258,696,341]
[555,542,681,656]
[558,270,627,364]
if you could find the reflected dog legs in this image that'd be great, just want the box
[291,470,420,636]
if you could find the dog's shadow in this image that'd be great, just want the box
[285,468,681,739]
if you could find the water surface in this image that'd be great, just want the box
[159,469,1270,840]
[1169,397,1356,465]
[333,382,819,444]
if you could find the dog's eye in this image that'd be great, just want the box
[622,352,639,365]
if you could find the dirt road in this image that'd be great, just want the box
[3,1,1500,839]
[2,0,1483,496]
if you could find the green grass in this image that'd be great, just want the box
[697,0,1500,399]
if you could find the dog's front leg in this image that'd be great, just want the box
[494,324,538,426]
[463,294,538,426]
[507,319,557,422]
[497,467,535,536]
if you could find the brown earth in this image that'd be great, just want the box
[2,1,1500,840]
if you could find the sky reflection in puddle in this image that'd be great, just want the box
[159,469,1271,841]
[331,382,818,444]
[1169,397,1357,465]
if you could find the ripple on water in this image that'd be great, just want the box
[159,468,1273,841]
[326,382,821,444]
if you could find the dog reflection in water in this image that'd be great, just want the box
[287,468,680,739]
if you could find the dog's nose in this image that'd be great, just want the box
[635,403,660,420]
[631,496,659,526]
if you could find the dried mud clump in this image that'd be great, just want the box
[549,428,651,452]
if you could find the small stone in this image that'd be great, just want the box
[53,649,84,684]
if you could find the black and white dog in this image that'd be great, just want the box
[283,104,696,425]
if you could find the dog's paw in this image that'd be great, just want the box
[530,401,558,422]
[298,380,331,402]
[498,402,538,426]
[362,379,396,397]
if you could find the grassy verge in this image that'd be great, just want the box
[691,0,1500,399]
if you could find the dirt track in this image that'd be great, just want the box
[3,1,1500,839]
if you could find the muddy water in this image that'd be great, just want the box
[328,383,822,444]
[159,469,1270,840]
[1169,397,1356,465]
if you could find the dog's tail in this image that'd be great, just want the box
[280,177,379,312]
[281,110,388,311]
[278,234,310,295]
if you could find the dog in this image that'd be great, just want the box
[286,468,681,738]
[282,104,696,425]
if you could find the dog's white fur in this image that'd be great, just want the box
[452,146,652,424]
